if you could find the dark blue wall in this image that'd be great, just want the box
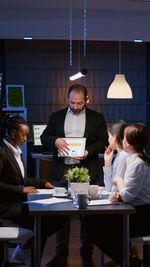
[0,39,149,175]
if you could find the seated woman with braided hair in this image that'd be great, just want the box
[0,115,65,265]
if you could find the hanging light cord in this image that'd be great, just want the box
[78,40,80,72]
[119,41,121,74]
[83,0,87,57]
[70,0,72,66]
[69,0,87,68]
[118,0,121,74]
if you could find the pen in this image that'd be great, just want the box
[18,185,24,188]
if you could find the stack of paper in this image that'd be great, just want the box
[89,199,114,206]
[28,189,53,201]
[24,197,72,206]
[36,189,54,195]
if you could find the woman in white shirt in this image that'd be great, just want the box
[87,123,150,267]
[103,120,128,192]
[110,123,150,205]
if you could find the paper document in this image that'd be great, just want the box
[28,189,53,201]
[23,197,72,206]
[34,189,54,195]
[58,138,86,157]
[88,199,115,206]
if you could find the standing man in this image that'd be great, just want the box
[41,84,108,267]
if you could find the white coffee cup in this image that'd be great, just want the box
[88,185,101,199]
[55,187,66,195]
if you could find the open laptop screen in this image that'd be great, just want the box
[32,124,47,146]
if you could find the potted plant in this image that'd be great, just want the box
[65,167,90,198]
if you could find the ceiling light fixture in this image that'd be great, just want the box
[69,68,88,81]
[24,36,32,40]
[107,74,133,98]
[107,1,133,99]
[133,39,143,43]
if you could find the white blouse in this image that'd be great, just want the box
[64,107,85,165]
[4,139,25,178]
[120,153,150,206]
[103,150,128,192]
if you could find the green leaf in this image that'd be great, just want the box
[65,167,90,183]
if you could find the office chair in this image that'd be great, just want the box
[0,225,33,267]
[131,236,150,267]
[99,236,150,267]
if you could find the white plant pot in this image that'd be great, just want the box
[68,182,89,199]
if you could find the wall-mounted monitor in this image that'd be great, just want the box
[32,124,47,146]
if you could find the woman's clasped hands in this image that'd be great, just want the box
[109,192,120,203]
[109,176,123,203]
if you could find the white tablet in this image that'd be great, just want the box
[58,137,86,157]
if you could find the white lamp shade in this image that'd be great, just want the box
[107,74,133,99]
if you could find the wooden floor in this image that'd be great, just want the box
[41,216,101,267]
[9,216,143,267]
[40,216,143,267]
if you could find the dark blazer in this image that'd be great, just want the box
[0,141,47,218]
[41,107,108,184]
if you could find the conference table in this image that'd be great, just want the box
[28,200,135,267]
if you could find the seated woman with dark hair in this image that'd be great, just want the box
[103,120,128,192]
[87,123,150,267]
[0,115,65,265]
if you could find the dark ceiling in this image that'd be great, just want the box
[0,0,150,41]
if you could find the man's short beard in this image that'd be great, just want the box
[70,105,86,114]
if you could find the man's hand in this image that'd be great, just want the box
[45,182,55,189]
[71,150,89,160]
[23,187,38,194]
[55,138,70,156]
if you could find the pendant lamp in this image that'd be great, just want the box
[107,2,133,99]
[107,74,133,98]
